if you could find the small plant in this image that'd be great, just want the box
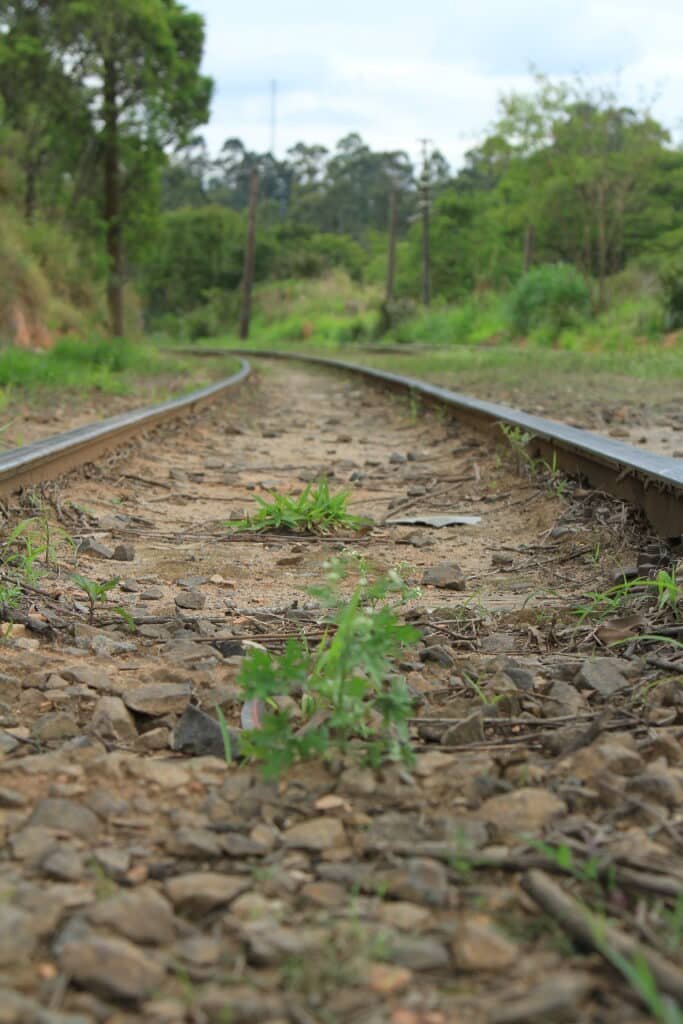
[236,557,419,778]
[70,573,134,630]
[575,570,683,625]
[591,919,683,1024]
[229,479,371,535]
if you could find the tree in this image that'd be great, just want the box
[56,0,212,335]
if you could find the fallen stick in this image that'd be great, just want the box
[521,869,683,1005]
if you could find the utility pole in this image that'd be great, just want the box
[239,167,259,340]
[385,187,399,304]
[269,80,277,156]
[419,139,432,307]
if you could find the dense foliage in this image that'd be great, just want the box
[0,0,682,348]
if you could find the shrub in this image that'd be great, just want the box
[660,259,683,329]
[507,264,592,340]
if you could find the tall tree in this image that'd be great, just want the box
[56,0,212,335]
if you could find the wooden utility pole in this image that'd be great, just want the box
[385,187,399,304]
[239,167,259,340]
[419,140,432,307]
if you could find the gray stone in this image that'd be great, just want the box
[33,711,80,742]
[0,786,27,808]
[170,703,237,759]
[164,872,250,915]
[577,659,630,697]
[479,788,567,840]
[124,682,191,717]
[167,826,223,859]
[88,886,176,945]
[175,590,206,611]
[0,729,19,755]
[78,537,114,559]
[243,921,326,965]
[91,696,138,741]
[627,766,683,808]
[112,543,136,562]
[452,915,518,971]
[282,816,346,851]
[422,562,466,591]
[442,710,485,745]
[389,453,407,464]
[92,846,131,879]
[28,798,100,839]
[547,679,585,715]
[383,932,451,970]
[420,644,455,668]
[42,845,85,881]
[0,904,37,965]
[60,665,117,692]
[379,857,449,906]
[59,934,165,1002]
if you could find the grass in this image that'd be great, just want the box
[0,336,241,403]
[229,480,372,535]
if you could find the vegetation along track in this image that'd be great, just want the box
[0,358,682,1024]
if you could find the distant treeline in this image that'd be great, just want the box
[1,0,682,340]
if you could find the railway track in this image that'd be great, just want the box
[0,357,681,1024]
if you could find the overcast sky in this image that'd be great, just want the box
[189,0,683,169]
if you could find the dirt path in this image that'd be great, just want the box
[0,364,681,1024]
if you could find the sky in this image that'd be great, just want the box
[189,0,683,170]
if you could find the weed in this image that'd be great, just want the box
[575,570,683,625]
[463,672,504,707]
[70,573,135,630]
[229,479,371,535]
[591,919,683,1024]
[215,706,234,762]
[236,557,419,778]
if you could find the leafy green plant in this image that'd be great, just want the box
[591,922,683,1024]
[236,557,419,777]
[575,570,682,624]
[70,573,134,630]
[229,479,371,535]
[508,263,592,341]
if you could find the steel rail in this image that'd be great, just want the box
[223,349,683,539]
[0,359,251,499]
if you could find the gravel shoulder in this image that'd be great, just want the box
[0,363,681,1024]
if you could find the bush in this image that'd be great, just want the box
[507,264,592,340]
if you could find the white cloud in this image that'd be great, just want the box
[190,0,683,165]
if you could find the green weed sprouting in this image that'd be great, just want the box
[498,422,569,497]
[236,556,420,778]
[575,569,683,624]
[70,573,135,630]
[228,479,372,535]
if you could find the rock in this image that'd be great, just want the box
[420,644,455,668]
[58,934,165,1002]
[338,766,377,795]
[383,932,451,970]
[91,696,138,742]
[135,726,171,752]
[567,738,644,780]
[389,452,407,464]
[0,905,37,966]
[60,665,117,692]
[0,730,19,755]
[547,679,585,715]
[199,985,284,1023]
[451,914,518,970]
[627,766,683,808]
[0,786,27,808]
[167,826,223,859]
[380,857,449,906]
[422,562,466,591]
[164,872,250,915]
[282,816,346,851]
[42,845,85,881]
[112,543,135,562]
[92,846,131,879]
[577,659,629,697]
[300,881,347,907]
[124,682,192,717]
[442,710,485,745]
[378,901,433,932]
[490,972,592,1023]
[28,797,99,839]
[243,921,326,965]
[88,887,176,945]
[479,787,567,840]
[175,590,206,611]
[33,711,80,742]
[367,962,413,995]
[170,703,237,758]
[78,537,114,559]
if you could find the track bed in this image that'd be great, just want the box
[0,363,681,1024]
